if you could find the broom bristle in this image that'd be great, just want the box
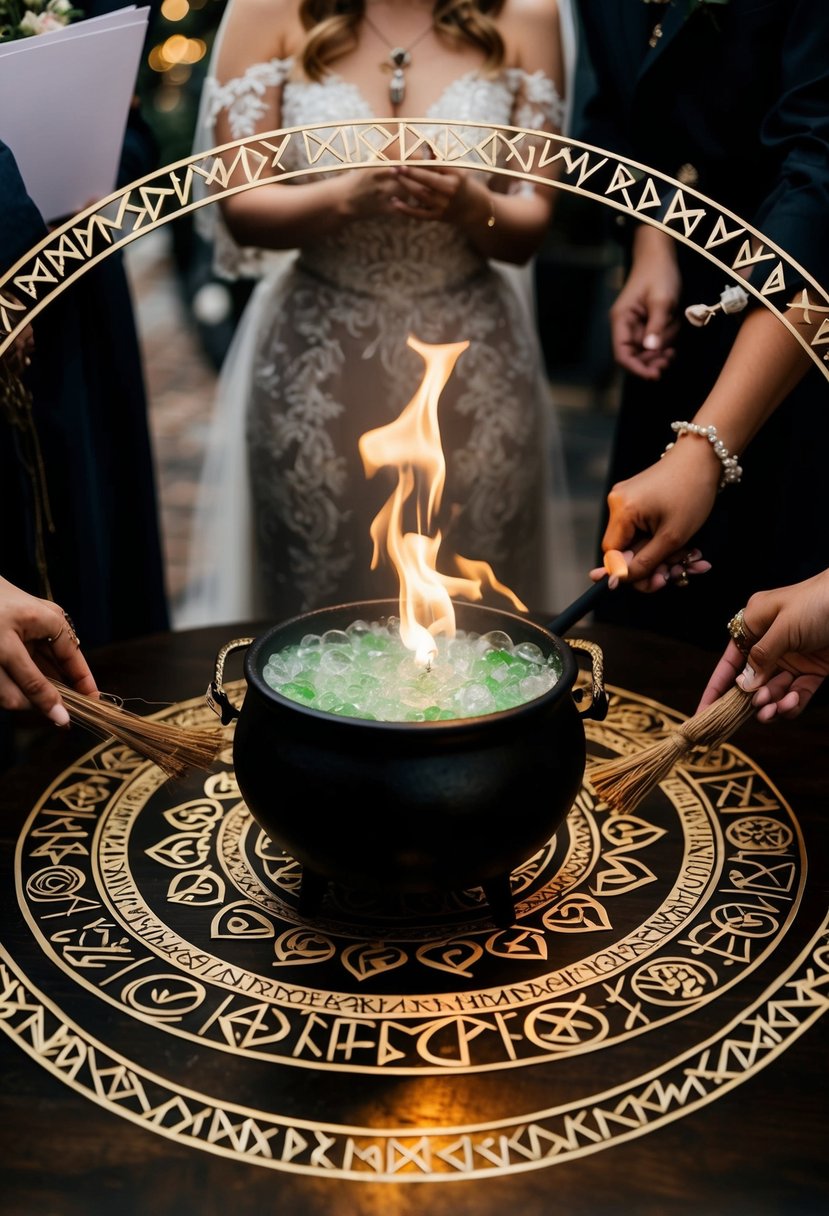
[53,681,225,780]
[589,686,755,814]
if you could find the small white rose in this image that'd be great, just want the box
[17,10,43,33]
[719,284,749,315]
[35,11,65,30]
[684,303,713,328]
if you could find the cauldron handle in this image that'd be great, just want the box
[567,639,608,722]
[206,637,255,725]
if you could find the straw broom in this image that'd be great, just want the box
[588,547,757,813]
[588,684,755,814]
[52,680,225,781]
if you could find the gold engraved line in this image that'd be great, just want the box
[0,924,826,1175]
[98,956,154,988]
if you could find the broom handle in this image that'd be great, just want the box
[546,575,611,638]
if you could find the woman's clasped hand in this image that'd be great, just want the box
[327,158,491,229]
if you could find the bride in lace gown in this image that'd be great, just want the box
[179,0,579,627]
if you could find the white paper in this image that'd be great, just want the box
[0,7,142,57]
[0,7,150,222]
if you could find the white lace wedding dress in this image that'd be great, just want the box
[178,46,580,628]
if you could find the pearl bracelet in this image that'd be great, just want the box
[661,421,742,489]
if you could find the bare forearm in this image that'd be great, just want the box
[690,306,816,455]
[219,176,356,249]
[220,168,554,263]
[459,182,554,264]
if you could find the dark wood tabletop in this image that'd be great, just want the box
[1,620,826,1216]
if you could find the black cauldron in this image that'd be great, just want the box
[208,600,606,926]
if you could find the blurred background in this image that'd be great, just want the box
[128,0,623,620]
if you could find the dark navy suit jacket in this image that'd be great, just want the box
[577,0,829,291]
[0,142,47,273]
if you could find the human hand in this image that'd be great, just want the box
[589,546,711,593]
[2,323,35,377]
[697,570,829,721]
[592,441,719,590]
[340,166,403,221]
[0,577,97,725]
[610,226,681,380]
[391,161,481,226]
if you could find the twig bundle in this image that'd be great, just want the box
[53,681,225,780]
[589,685,755,814]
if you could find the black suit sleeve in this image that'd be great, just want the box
[0,141,47,275]
[752,0,829,292]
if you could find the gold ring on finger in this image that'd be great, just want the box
[727,607,755,656]
[63,612,80,648]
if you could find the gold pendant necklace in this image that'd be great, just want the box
[362,13,434,107]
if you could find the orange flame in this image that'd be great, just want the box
[358,335,527,665]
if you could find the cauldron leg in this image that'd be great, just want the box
[298,866,329,918]
[482,875,516,928]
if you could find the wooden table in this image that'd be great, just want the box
[1,621,826,1216]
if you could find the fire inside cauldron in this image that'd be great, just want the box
[207,337,607,926]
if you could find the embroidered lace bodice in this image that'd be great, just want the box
[203,58,563,140]
[197,59,564,283]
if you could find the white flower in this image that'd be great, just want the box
[17,9,43,32]
[1,0,81,42]
[28,9,64,31]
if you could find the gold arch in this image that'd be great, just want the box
[2,119,828,378]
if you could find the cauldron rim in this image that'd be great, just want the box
[242,597,579,732]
